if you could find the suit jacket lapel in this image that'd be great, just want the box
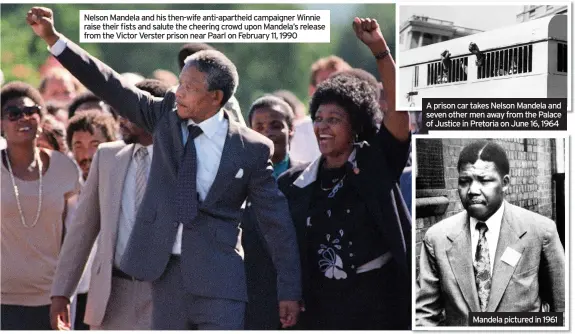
[108,144,134,249]
[446,213,481,312]
[202,120,241,207]
[487,201,526,311]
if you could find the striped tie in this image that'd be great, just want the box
[474,222,491,312]
[134,147,149,212]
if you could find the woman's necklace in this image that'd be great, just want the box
[5,148,43,228]
[320,174,346,198]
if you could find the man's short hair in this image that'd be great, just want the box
[248,95,295,129]
[457,140,510,177]
[183,50,238,108]
[66,109,117,149]
[1,81,46,114]
[309,55,351,87]
[68,92,104,119]
[135,79,170,98]
[178,43,216,70]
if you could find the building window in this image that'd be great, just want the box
[413,66,419,87]
[441,36,449,42]
[426,57,468,86]
[557,43,567,72]
[416,139,445,189]
[477,44,533,79]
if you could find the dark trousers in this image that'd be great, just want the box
[151,256,246,330]
[74,293,90,330]
[1,304,51,330]
[302,262,410,330]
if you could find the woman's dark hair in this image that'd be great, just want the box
[309,75,381,142]
[1,81,46,116]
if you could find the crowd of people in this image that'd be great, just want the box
[1,6,414,330]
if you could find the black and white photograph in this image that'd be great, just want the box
[398,5,569,109]
[413,137,567,327]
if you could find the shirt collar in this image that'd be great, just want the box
[293,149,357,188]
[470,201,505,232]
[186,109,225,139]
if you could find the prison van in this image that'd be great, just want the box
[399,15,567,109]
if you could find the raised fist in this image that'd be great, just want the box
[26,7,58,43]
[352,17,386,51]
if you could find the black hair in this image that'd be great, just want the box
[1,81,46,116]
[457,140,510,177]
[309,75,381,142]
[329,68,381,101]
[67,92,103,119]
[178,43,216,70]
[66,109,117,149]
[248,95,295,129]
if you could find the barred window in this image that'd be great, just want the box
[414,66,419,87]
[477,44,532,79]
[557,43,567,72]
[426,57,468,86]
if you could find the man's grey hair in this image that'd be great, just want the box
[184,50,238,108]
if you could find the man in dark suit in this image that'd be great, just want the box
[416,140,565,326]
[27,7,301,330]
[242,95,302,329]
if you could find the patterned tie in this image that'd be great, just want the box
[134,146,149,212]
[174,124,203,227]
[474,222,491,312]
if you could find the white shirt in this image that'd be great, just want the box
[470,203,505,275]
[114,144,153,267]
[289,116,320,163]
[171,110,228,254]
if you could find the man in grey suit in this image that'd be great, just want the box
[49,80,169,330]
[416,140,565,326]
[28,7,301,330]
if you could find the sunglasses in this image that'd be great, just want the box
[2,105,42,121]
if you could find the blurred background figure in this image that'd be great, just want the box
[36,113,68,154]
[67,92,117,121]
[152,69,179,87]
[308,56,351,97]
[272,90,318,165]
[45,101,69,124]
[178,43,246,126]
[121,72,145,86]
[38,67,83,108]
[1,81,81,330]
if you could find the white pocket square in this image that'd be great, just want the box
[235,168,244,179]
